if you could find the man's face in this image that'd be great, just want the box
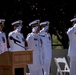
[73,21,76,25]
[36,26,40,33]
[13,25,17,30]
[13,24,20,30]
[32,26,40,33]
[41,25,46,29]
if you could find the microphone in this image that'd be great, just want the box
[10,36,21,43]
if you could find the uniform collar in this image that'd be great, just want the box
[0,31,2,33]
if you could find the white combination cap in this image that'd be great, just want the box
[40,21,50,26]
[0,19,5,23]
[0,19,5,26]
[11,20,23,25]
[70,18,76,22]
[29,19,40,26]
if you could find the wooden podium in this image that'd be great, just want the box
[0,50,33,75]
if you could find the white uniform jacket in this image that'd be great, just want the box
[8,30,25,51]
[26,33,43,65]
[0,31,8,54]
[39,32,52,63]
[67,24,76,57]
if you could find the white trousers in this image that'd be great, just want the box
[70,57,76,75]
[43,60,51,75]
[28,65,43,75]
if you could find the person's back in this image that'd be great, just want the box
[67,16,76,75]
[67,24,76,56]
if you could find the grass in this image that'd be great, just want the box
[52,34,63,49]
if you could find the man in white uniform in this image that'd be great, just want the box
[8,20,26,75]
[39,21,52,75]
[0,19,8,54]
[67,17,76,75]
[8,20,25,51]
[26,19,43,75]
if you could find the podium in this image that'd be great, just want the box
[0,50,33,75]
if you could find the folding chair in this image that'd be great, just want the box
[54,57,70,75]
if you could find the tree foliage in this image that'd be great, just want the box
[0,0,76,49]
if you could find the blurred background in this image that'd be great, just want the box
[0,0,76,49]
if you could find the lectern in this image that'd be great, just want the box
[0,50,33,75]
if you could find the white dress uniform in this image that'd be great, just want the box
[8,20,25,51]
[39,21,52,75]
[67,23,76,75]
[26,19,43,75]
[0,19,8,54]
[8,30,25,51]
[0,31,8,54]
[26,33,43,75]
[39,31,52,75]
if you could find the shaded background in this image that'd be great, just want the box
[0,0,76,48]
